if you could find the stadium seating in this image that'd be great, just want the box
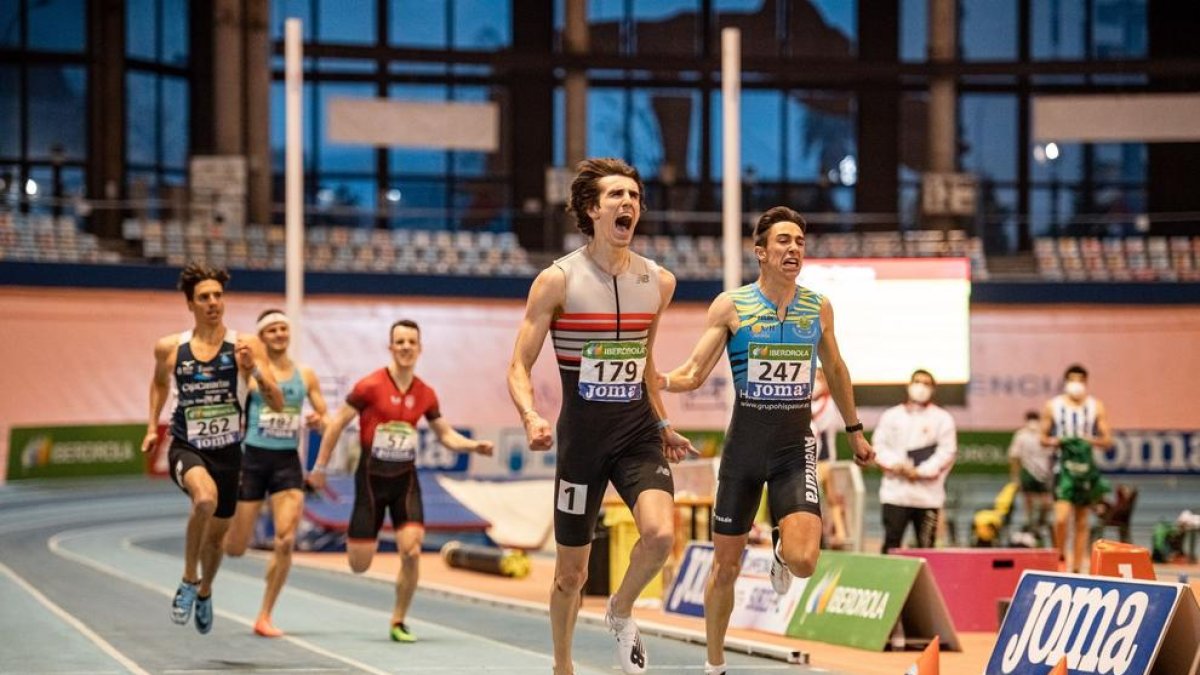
[11,211,1199,284]
[1034,236,1200,282]
[0,212,120,264]
[110,218,539,277]
[567,229,988,280]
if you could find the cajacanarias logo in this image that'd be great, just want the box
[999,580,1149,674]
[798,568,890,622]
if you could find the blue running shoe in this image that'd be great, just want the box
[194,594,213,634]
[170,580,198,625]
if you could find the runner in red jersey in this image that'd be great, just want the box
[310,319,493,643]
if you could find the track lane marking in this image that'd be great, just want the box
[0,560,151,675]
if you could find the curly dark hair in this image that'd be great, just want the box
[566,157,646,237]
[178,262,230,301]
[751,206,807,247]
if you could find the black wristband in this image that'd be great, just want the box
[845,422,864,433]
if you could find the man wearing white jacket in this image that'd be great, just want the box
[872,369,957,553]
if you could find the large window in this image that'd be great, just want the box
[29,0,86,53]
[125,0,190,204]
[318,0,376,44]
[127,0,190,65]
[710,88,856,213]
[960,0,1017,61]
[1032,0,1147,61]
[270,0,513,230]
[0,0,89,213]
[1029,142,1147,238]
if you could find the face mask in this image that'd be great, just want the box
[1064,381,1087,399]
[907,382,932,404]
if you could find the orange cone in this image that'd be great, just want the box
[1090,539,1155,580]
[903,635,939,675]
[1049,655,1069,674]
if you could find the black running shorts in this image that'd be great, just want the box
[238,444,305,501]
[348,469,424,540]
[712,399,821,536]
[167,437,242,518]
[553,374,675,547]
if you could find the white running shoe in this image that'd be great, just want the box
[605,596,647,674]
[704,661,728,674]
[769,527,793,595]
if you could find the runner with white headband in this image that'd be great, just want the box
[224,308,328,638]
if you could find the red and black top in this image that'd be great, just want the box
[346,368,441,476]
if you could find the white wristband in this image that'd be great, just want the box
[656,418,671,430]
[311,464,326,474]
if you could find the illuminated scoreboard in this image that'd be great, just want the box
[799,258,971,403]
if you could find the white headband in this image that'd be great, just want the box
[256,312,290,333]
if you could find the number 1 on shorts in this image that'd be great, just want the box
[557,480,587,515]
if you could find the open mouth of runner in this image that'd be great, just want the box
[615,214,634,234]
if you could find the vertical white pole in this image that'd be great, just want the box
[285,19,304,355]
[721,28,742,293]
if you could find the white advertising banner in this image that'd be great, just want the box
[2,288,1198,479]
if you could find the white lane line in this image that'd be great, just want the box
[162,662,816,667]
[50,520,789,674]
[414,577,807,665]
[110,528,567,671]
[51,525,571,674]
[162,670,348,674]
[164,667,819,673]
[0,497,186,536]
[13,667,123,672]
[0,560,151,675]
[47,531,392,675]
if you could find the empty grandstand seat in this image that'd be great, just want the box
[247,225,269,243]
[453,231,474,248]
[862,231,902,257]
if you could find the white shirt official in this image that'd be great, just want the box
[872,402,957,509]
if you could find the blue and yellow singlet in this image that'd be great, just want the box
[726,282,823,409]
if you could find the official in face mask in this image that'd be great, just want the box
[1040,363,1113,573]
[871,369,959,553]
